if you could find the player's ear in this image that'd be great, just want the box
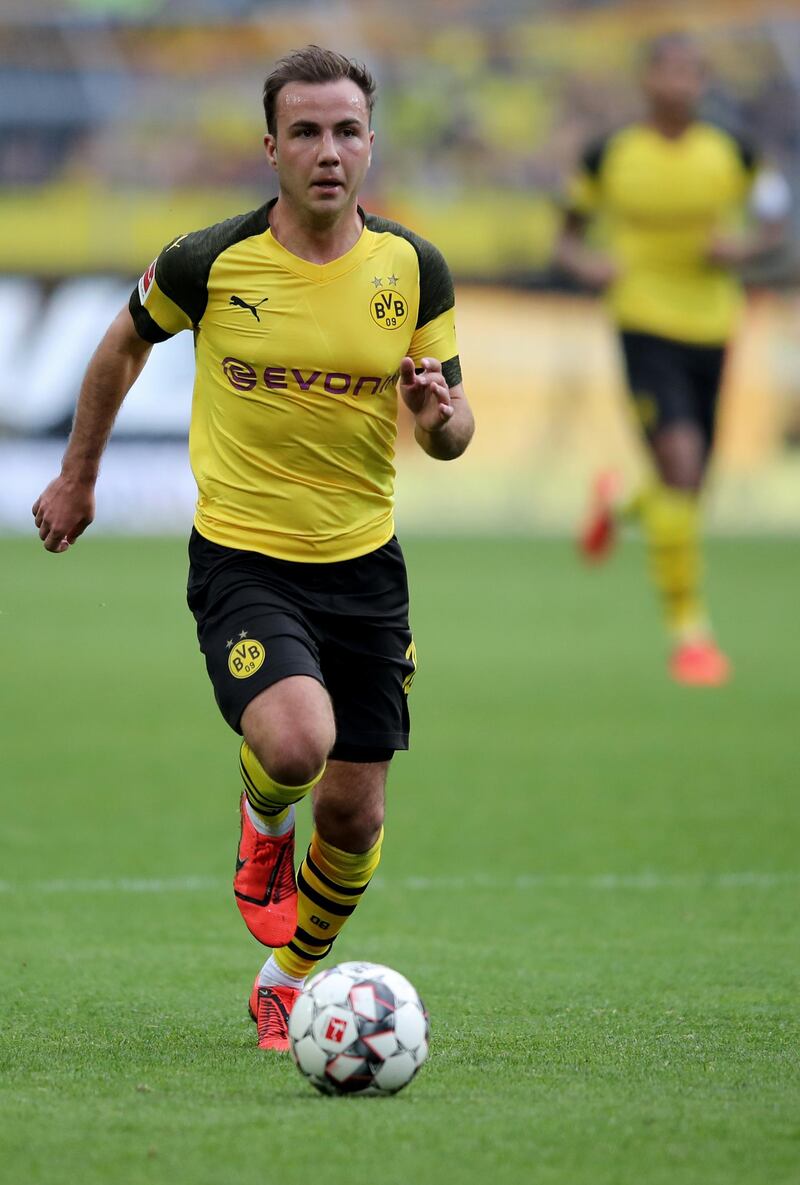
[264,133,278,170]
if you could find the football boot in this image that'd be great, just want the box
[234,794,297,946]
[248,976,301,1052]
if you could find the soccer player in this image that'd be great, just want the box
[32,46,474,1049]
[556,33,789,685]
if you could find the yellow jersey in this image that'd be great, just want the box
[567,122,757,344]
[129,201,460,561]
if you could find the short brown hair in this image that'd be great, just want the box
[644,31,703,67]
[263,45,377,136]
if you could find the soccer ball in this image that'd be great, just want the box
[288,961,429,1096]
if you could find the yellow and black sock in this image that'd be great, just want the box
[639,483,708,640]
[274,828,383,979]
[239,740,325,829]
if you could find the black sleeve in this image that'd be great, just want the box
[581,134,612,179]
[730,131,758,173]
[129,205,270,342]
[441,357,462,387]
[414,237,455,331]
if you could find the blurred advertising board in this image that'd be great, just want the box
[2,285,798,534]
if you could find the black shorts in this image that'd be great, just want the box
[186,530,416,761]
[620,330,727,452]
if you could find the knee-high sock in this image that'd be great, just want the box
[274,828,383,979]
[639,483,707,640]
[239,741,325,827]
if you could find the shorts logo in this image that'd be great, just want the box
[228,638,266,679]
[403,639,417,694]
[138,259,157,305]
[633,391,659,430]
[370,290,408,330]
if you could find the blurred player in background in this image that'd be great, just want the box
[556,33,790,685]
[32,46,474,1049]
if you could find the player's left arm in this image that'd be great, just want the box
[708,147,792,267]
[401,233,474,460]
[399,356,474,460]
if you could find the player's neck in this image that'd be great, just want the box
[647,109,695,140]
[269,198,364,265]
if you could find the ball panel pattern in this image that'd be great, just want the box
[310,972,355,1007]
[287,992,315,1041]
[393,1001,428,1050]
[287,961,429,1097]
[373,1051,418,1092]
[376,968,419,1005]
[292,1034,327,1079]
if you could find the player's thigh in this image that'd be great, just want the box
[187,529,327,737]
[620,331,695,442]
[688,342,727,456]
[321,602,416,762]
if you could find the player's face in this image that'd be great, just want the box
[265,79,374,221]
[643,44,706,121]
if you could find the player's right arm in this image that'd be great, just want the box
[553,136,619,290]
[32,307,153,553]
[33,223,207,554]
[555,210,619,290]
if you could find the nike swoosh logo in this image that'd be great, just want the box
[236,855,248,872]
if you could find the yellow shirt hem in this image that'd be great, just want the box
[193,510,396,564]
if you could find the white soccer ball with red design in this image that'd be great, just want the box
[288,961,429,1095]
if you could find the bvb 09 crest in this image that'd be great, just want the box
[370,289,408,331]
[228,638,266,679]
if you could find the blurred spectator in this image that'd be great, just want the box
[0,2,797,279]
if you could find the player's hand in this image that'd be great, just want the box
[32,475,95,553]
[576,252,619,290]
[706,234,752,268]
[398,357,454,432]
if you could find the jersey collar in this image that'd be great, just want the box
[262,198,372,282]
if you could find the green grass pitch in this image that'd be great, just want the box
[1,535,798,1185]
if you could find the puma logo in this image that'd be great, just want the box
[229,295,269,321]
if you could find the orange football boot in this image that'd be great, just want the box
[248,976,300,1052]
[234,794,297,946]
[579,471,621,562]
[670,639,732,687]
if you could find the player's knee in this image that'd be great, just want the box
[259,732,332,787]
[242,681,335,786]
[654,427,705,490]
[245,718,334,787]
[661,465,702,493]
